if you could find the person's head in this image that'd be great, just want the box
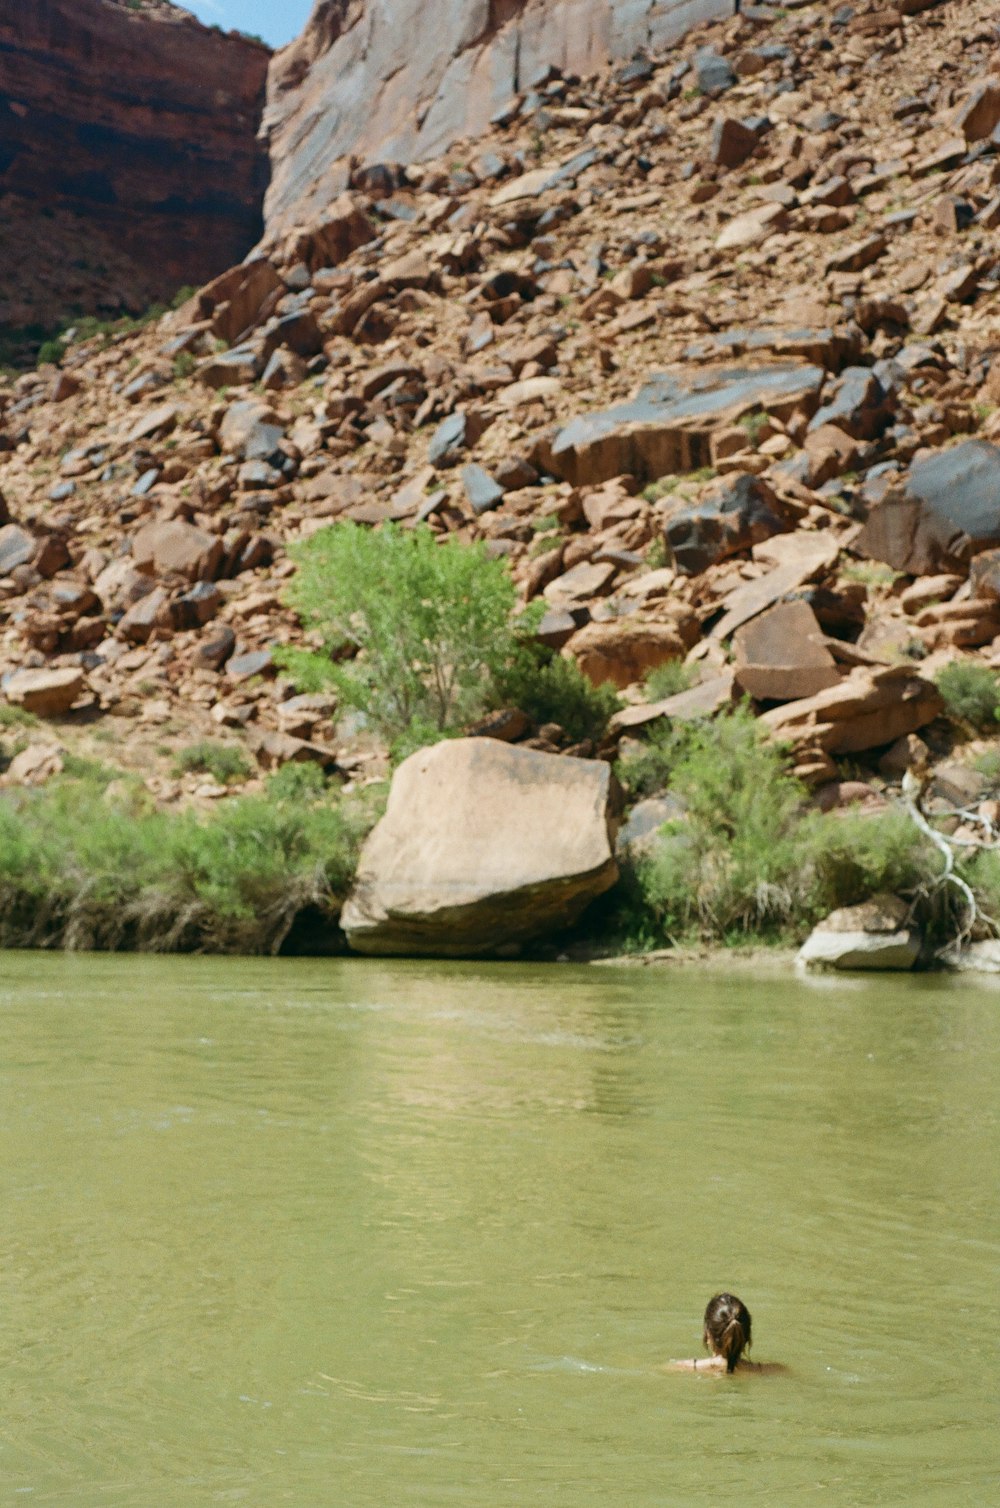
[703,1293,752,1373]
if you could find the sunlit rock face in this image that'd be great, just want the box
[260,0,735,246]
[0,0,270,332]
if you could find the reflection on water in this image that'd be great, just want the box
[1,954,998,1505]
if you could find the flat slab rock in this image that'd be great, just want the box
[341,738,619,957]
[798,895,920,971]
[760,664,942,755]
[546,363,824,486]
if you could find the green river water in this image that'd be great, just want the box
[1,952,998,1506]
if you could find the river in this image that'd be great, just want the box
[1,953,997,1504]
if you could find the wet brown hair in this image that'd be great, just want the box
[703,1293,752,1373]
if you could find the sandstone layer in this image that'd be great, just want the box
[0,0,270,335]
[261,0,736,247]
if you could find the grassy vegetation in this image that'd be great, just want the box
[0,765,379,954]
[643,660,696,702]
[935,660,1000,731]
[173,741,254,786]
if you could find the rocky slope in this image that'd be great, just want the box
[0,0,999,827]
[0,0,270,340]
[261,0,735,247]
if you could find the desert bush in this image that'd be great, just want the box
[174,741,254,785]
[278,523,621,755]
[643,660,696,702]
[935,660,1000,730]
[491,645,621,744]
[625,709,810,940]
[618,709,942,945]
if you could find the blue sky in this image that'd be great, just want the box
[174,1,313,48]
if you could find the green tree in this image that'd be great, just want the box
[277,523,525,751]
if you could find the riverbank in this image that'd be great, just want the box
[3,697,997,966]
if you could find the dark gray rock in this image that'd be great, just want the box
[227,648,274,680]
[262,309,324,360]
[665,473,792,576]
[808,366,893,441]
[0,523,36,575]
[194,625,236,670]
[695,48,736,94]
[429,412,470,468]
[855,440,1000,575]
[461,463,505,515]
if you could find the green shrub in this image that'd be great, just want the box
[491,646,621,744]
[643,660,696,702]
[630,709,809,940]
[616,708,947,946]
[934,660,1000,729]
[174,741,254,785]
[802,807,934,916]
[36,339,63,367]
[0,705,38,730]
[971,747,1000,784]
[277,523,528,755]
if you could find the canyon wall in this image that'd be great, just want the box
[0,0,270,335]
[261,0,736,245]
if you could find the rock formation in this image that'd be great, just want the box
[260,0,736,246]
[341,738,619,955]
[0,0,270,338]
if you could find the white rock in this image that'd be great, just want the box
[798,895,920,971]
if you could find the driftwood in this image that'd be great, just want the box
[900,769,999,954]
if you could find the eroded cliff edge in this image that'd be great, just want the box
[261,0,736,246]
[0,0,270,339]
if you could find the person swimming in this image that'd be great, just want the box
[671,1293,758,1373]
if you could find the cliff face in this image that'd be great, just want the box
[261,0,735,245]
[0,0,270,335]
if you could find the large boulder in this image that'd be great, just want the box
[132,520,224,583]
[798,896,920,971]
[341,738,619,957]
[4,667,84,716]
[854,440,1000,575]
[545,364,823,487]
[568,614,699,689]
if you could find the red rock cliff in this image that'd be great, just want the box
[0,0,270,335]
[261,0,735,244]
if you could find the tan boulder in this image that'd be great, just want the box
[798,895,920,971]
[568,616,698,689]
[733,600,841,702]
[132,520,224,583]
[341,738,619,957]
[4,742,65,786]
[4,667,85,716]
[610,670,738,733]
